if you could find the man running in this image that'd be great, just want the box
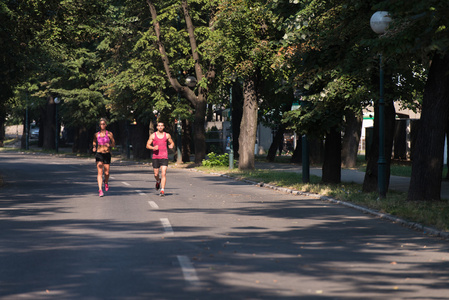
[146,122,175,196]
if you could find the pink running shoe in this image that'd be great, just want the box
[160,190,165,197]
[105,183,109,192]
[99,190,104,197]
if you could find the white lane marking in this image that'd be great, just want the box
[148,201,159,209]
[122,182,131,186]
[160,218,174,235]
[177,255,200,285]
[110,176,115,179]
[135,190,147,196]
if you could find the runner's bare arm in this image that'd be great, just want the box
[167,134,175,149]
[108,132,116,148]
[146,134,156,150]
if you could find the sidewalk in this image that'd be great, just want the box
[254,161,449,200]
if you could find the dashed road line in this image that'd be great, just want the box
[177,255,200,285]
[122,182,131,186]
[160,218,174,235]
[148,201,159,209]
[135,190,147,196]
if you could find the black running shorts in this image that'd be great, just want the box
[95,152,112,164]
[152,158,168,169]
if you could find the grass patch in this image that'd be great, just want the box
[196,165,449,232]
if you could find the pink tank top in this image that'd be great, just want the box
[152,132,168,159]
[97,131,110,146]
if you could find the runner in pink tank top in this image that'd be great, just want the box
[146,122,174,196]
[152,132,168,159]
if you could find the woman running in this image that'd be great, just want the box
[92,118,115,197]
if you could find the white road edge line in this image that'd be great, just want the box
[148,201,159,209]
[177,255,200,285]
[122,182,131,186]
[160,218,174,235]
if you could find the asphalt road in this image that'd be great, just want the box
[1,152,449,300]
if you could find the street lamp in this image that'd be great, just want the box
[370,11,392,198]
[54,97,60,153]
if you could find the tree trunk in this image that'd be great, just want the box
[267,124,286,162]
[362,96,395,193]
[72,125,90,154]
[132,121,151,160]
[182,119,191,162]
[322,126,341,184]
[309,136,324,165]
[341,110,363,168]
[238,76,258,170]
[231,82,243,159]
[42,96,56,150]
[408,53,449,201]
[147,0,208,164]
[446,123,449,180]
[193,99,206,164]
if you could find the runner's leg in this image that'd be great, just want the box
[103,164,111,189]
[154,167,160,183]
[160,165,168,190]
[104,163,110,185]
[97,161,104,191]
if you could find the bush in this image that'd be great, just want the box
[202,152,230,167]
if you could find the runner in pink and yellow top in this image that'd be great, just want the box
[146,122,174,196]
[92,118,115,197]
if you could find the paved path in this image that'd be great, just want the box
[1,152,449,299]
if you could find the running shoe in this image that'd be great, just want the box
[155,180,161,190]
[99,190,104,197]
[105,183,109,192]
[160,190,165,196]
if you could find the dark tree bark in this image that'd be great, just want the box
[322,126,341,184]
[341,110,363,168]
[362,97,395,193]
[408,53,449,201]
[42,96,56,150]
[0,113,5,147]
[0,118,4,147]
[309,136,324,165]
[267,124,286,162]
[231,82,243,159]
[182,119,191,162]
[238,76,258,170]
[72,125,91,154]
[132,121,151,160]
[446,123,449,180]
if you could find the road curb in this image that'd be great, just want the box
[205,171,449,240]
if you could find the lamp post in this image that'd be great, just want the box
[228,84,234,169]
[370,11,391,198]
[54,97,60,153]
